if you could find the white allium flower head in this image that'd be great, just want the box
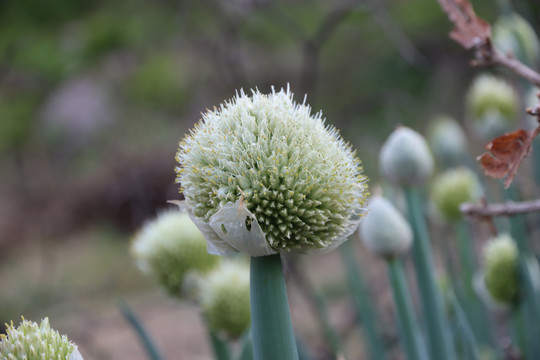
[360,195,412,258]
[0,317,83,360]
[176,86,368,256]
[379,126,434,187]
[131,210,220,296]
[200,260,251,339]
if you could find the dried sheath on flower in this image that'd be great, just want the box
[176,87,368,256]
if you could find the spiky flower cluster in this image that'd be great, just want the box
[467,75,518,121]
[431,167,481,222]
[176,87,368,255]
[200,261,251,339]
[131,210,220,296]
[360,195,412,258]
[0,318,83,360]
[483,235,520,305]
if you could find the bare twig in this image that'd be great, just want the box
[437,0,540,88]
[460,198,540,217]
[499,94,540,188]
[473,46,540,88]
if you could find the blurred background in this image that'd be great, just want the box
[1,0,539,358]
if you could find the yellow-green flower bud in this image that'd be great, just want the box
[200,261,251,339]
[493,14,540,65]
[379,126,434,186]
[360,195,412,258]
[431,167,481,222]
[426,115,468,168]
[467,75,518,122]
[0,318,83,360]
[482,234,520,305]
[131,210,220,296]
[176,87,368,256]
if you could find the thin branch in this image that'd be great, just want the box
[460,198,540,217]
[436,0,540,88]
[499,93,540,188]
[472,45,540,88]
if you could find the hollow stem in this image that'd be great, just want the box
[448,291,481,360]
[387,258,428,360]
[403,187,455,360]
[455,220,492,347]
[208,330,232,360]
[119,300,165,360]
[237,330,253,360]
[505,185,540,359]
[250,255,299,360]
[340,240,386,360]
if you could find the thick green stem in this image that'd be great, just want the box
[208,330,233,360]
[250,255,298,360]
[237,330,253,360]
[456,221,475,294]
[404,187,455,360]
[455,221,493,347]
[505,185,540,359]
[512,305,527,358]
[448,291,480,360]
[340,240,386,360]
[119,300,165,360]
[387,258,428,360]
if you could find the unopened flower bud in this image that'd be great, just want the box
[493,14,540,65]
[360,195,412,258]
[0,317,83,360]
[431,167,481,222]
[131,210,220,296]
[467,75,518,122]
[482,234,520,305]
[379,126,434,186]
[200,261,251,339]
[426,115,468,168]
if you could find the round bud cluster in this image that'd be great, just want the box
[467,75,518,122]
[200,261,251,339]
[493,14,539,65]
[176,87,368,255]
[360,195,412,258]
[0,318,83,360]
[131,210,220,296]
[379,126,434,187]
[482,234,520,305]
[426,115,468,168]
[431,167,481,222]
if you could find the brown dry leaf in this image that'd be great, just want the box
[478,129,533,188]
[437,0,491,49]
